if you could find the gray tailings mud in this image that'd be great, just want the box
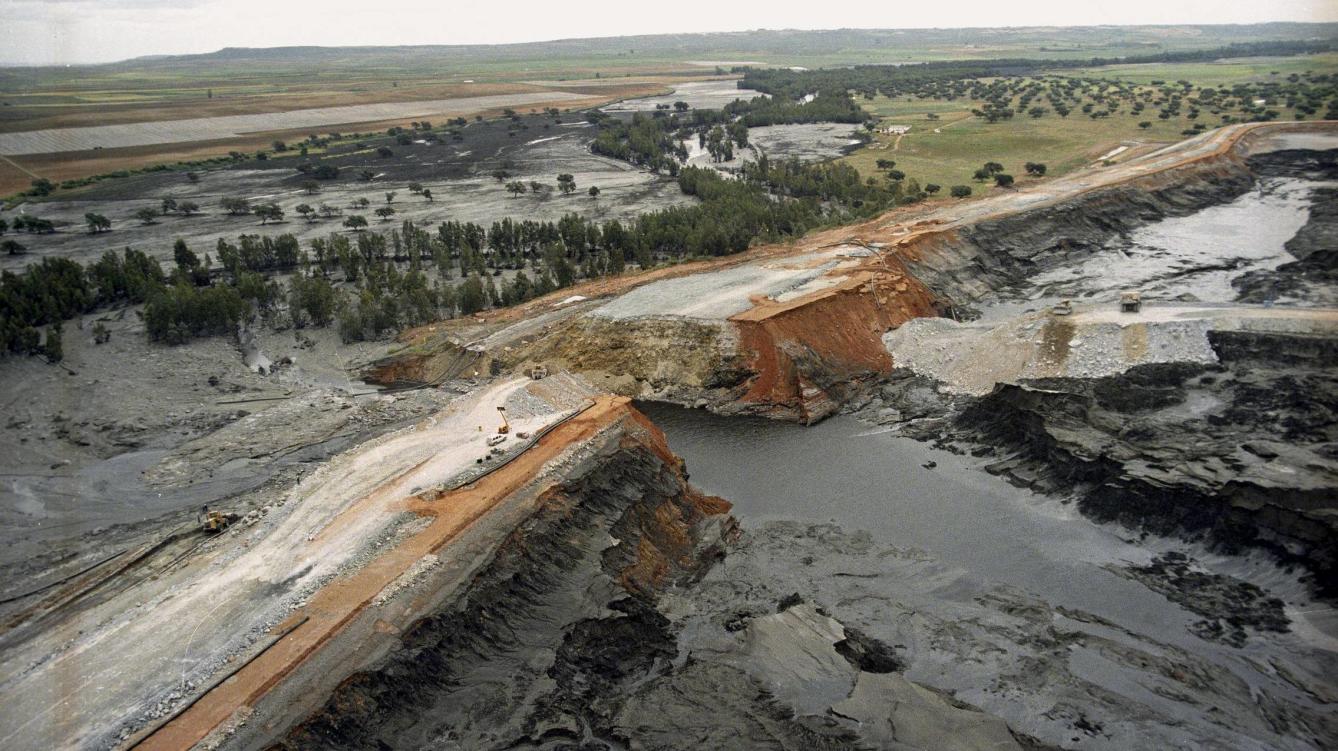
[274,431,1058,751]
[869,142,1338,597]
[639,403,1338,751]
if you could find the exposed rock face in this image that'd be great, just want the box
[276,410,737,749]
[729,268,939,422]
[485,260,940,424]
[901,161,1256,305]
[508,314,753,407]
[954,330,1338,595]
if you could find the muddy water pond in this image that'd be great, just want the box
[641,402,1338,750]
[1022,177,1323,307]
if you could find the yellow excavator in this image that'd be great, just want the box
[198,505,236,534]
[496,406,510,435]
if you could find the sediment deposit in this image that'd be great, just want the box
[4,120,1337,750]
[383,122,1337,422]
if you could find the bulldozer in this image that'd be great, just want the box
[496,406,510,435]
[198,505,235,534]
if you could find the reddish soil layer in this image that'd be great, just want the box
[732,263,939,422]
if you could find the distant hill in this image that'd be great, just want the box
[4,24,1335,91]
[57,23,1338,70]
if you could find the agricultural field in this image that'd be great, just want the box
[0,81,672,196]
[843,53,1338,195]
[5,25,1332,130]
[0,92,596,155]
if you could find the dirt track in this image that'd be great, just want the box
[133,393,632,751]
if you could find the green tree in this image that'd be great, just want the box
[221,197,251,215]
[135,207,159,225]
[29,178,54,196]
[950,185,972,198]
[161,198,178,215]
[255,204,284,224]
[295,204,316,222]
[85,213,111,233]
[458,275,485,315]
[344,215,369,231]
[588,186,600,199]
[375,206,397,221]
[994,173,1015,188]
[557,173,576,194]
[177,201,200,216]
[506,181,527,198]
[173,238,199,272]
[289,275,336,327]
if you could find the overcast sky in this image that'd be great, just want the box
[2,0,1336,66]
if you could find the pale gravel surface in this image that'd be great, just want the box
[884,303,1338,395]
[591,252,842,320]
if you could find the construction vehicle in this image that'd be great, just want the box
[1051,299,1073,316]
[198,505,235,534]
[530,364,548,380]
[1120,291,1142,313]
[487,434,506,447]
[496,406,510,434]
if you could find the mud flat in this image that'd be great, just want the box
[683,122,864,169]
[642,402,1338,750]
[0,374,738,749]
[600,78,763,112]
[1,115,696,273]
